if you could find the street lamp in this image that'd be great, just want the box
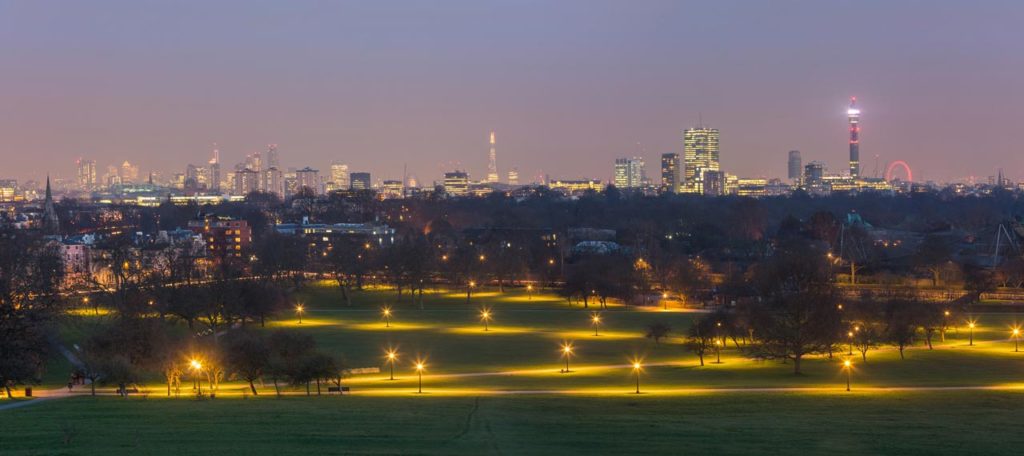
[847,331,854,356]
[480,308,492,331]
[842,359,852,392]
[1013,327,1021,352]
[715,338,723,364]
[467,281,476,305]
[189,359,203,396]
[662,292,668,310]
[632,360,643,394]
[561,342,574,373]
[527,284,533,300]
[415,361,425,394]
[382,307,392,328]
[968,321,976,346]
[295,304,305,324]
[385,348,398,380]
[943,310,951,341]
[591,313,602,336]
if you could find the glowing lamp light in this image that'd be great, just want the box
[190,359,202,371]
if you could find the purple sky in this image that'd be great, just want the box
[2,0,1023,185]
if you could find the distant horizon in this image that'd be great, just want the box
[3,1,1023,185]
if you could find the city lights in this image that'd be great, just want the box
[295,304,305,324]
[382,306,392,328]
[591,312,602,336]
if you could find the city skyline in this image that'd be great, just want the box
[3,1,1024,184]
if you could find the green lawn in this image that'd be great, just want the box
[3,392,1023,455]
[9,283,1024,454]
[34,282,1024,393]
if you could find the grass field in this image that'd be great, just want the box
[4,392,1024,455]
[5,282,1024,454]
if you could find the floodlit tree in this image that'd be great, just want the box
[645,322,672,345]
[0,230,63,398]
[685,317,718,366]
[267,330,316,397]
[747,243,841,375]
[914,235,953,287]
[224,330,271,395]
[884,300,921,360]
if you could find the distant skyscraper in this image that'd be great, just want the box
[787,150,802,183]
[233,169,259,195]
[350,172,371,190]
[120,161,139,184]
[613,157,645,189]
[508,168,519,186]
[246,151,263,173]
[660,153,680,193]
[804,161,825,186]
[702,170,726,196]
[329,163,350,190]
[486,131,499,183]
[208,146,221,192]
[444,171,470,196]
[296,167,320,194]
[848,97,860,178]
[266,144,280,169]
[261,167,284,196]
[76,158,96,191]
[683,127,720,193]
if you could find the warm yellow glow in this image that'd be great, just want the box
[382,307,392,317]
[837,304,844,310]
[843,360,852,368]
[386,349,398,361]
[479,254,486,261]
[969,322,976,329]
[415,362,425,371]
[633,362,642,370]
[527,285,533,290]
[190,359,202,370]
[561,343,573,355]
[296,305,305,313]
[847,331,854,338]
[1013,328,1020,336]
[944,310,951,316]
[469,281,476,288]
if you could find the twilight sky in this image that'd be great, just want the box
[2,0,1023,185]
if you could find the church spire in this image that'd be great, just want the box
[42,175,60,235]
